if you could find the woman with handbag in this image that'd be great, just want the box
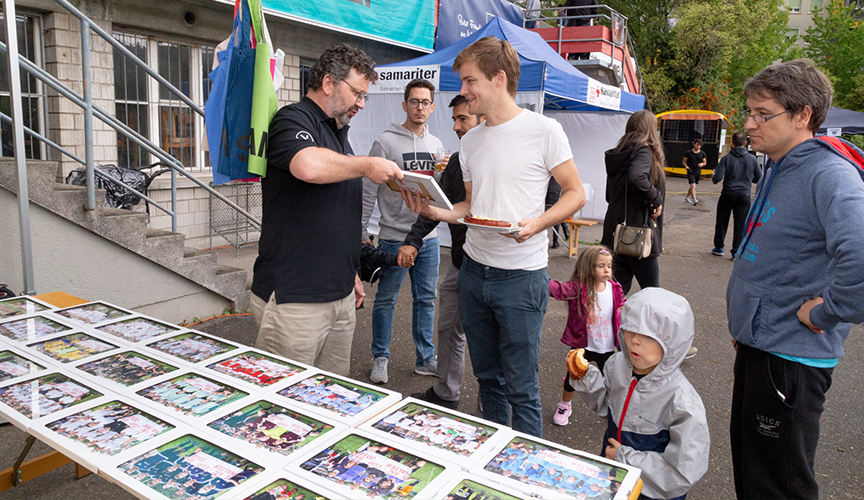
[601,110,665,295]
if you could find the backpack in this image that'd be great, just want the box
[816,136,864,172]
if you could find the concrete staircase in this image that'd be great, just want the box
[0,159,249,312]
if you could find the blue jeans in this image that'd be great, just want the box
[458,256,549,437]
[371,238,439,366]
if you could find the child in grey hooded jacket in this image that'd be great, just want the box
[567,288,709,500]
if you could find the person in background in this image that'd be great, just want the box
[710,131,761,259]
[546,177,571,249]
[403,94,485,410]
[728,58,864,500]
[251,44,402,376]
[683,139,707,204]
[549,245,625,427]
[362,78,444,384]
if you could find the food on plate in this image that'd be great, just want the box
[464,216,513,227]
[566,348,589,380]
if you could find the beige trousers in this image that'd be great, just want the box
[251,292,355,376]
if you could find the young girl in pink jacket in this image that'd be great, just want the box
[549,245,625,426]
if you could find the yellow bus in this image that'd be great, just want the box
[656,110,729,176]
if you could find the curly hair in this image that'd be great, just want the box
[307,43,377,92]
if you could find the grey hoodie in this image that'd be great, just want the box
[361,123,443,242]
[570,288,709,499]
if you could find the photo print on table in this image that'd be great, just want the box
[443,478,522,500]
[242,478,334,500]
[117,434,263,499]
[28,332,119,363]
[45,400,175,456]
[55,302,131,325]
[96,317,180,343]
[277,375,386,418]
[76,351,178,387]
[208,400,336,458]
[482,436,630,500]
[299,433,446,499]
[0,297,50,319]
[0,315,71,342]
[146,332,237,364]
[369,402,498,458]
[136,373,247,418]
[0,350,46,382]
[206,351,305,388]
[0,372,102,419]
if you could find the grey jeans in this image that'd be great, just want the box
[433,263,465,401]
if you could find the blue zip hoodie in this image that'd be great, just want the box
[726,138,864,359]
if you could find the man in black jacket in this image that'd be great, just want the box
[398,95,483,409]
[711,131,762,259]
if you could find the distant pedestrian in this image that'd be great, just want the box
[683,139,707,203]
[710,131,761,259]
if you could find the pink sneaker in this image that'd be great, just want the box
[553,401,572,426]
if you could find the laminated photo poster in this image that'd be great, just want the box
[114,434,264,499]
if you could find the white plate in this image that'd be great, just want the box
[457,218,521,233]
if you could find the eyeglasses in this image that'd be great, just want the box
[341,80,369,103]
[741,109,791,123]
[406,99,433,109]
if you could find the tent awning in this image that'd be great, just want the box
[378,17,645,113]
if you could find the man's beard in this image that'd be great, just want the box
[328,91,357,128]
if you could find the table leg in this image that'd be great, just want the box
[0,435,90,492]
[568,225,581,258]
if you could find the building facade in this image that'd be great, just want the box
[5,0,432,248]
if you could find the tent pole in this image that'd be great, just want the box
[4,0,36,295]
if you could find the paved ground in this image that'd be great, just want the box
[1,176,862,499]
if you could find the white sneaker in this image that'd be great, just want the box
[685,197,693,204]
[685,346,698,359]
[693,198,700,204]
[370,357,389,384]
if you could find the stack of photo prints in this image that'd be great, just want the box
[0,297,642,499]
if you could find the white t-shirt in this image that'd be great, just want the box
[587,283,615,353]
[460,109,573,270]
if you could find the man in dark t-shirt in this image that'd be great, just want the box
[250,44,402,376]
[401,95,484,409]
[682,139,707,203]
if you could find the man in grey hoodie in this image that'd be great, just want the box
[710,131,761,258]
[728,59,864,500]
[361,78,445,384]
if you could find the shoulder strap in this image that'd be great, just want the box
[816,136,864,171]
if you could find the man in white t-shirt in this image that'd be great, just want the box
[403,36,585,437]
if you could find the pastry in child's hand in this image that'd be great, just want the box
[566,348,589,380]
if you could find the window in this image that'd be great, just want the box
[788,0,802,12]
[786,28,799,41]
[0,14,43,160]
[810,0,824,11]
[113,29,215,171]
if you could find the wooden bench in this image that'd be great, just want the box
[565,218,599,258]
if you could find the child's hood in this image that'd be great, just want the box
[617,287,695,380]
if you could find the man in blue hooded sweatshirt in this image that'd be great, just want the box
[728,59,864,500]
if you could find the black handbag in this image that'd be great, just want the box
[613,160,655,259]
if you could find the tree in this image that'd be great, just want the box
[804,0,864,111]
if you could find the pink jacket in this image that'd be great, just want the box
[549,280,625,349]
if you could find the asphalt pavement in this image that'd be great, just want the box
[1,176,862,499]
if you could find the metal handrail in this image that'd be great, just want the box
[0,40,262,232]
[0,1,262,233]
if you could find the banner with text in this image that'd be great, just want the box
[263,0,435,51]
[586,79,622,112]
[435,0,523,50]
[369,65,441,94]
